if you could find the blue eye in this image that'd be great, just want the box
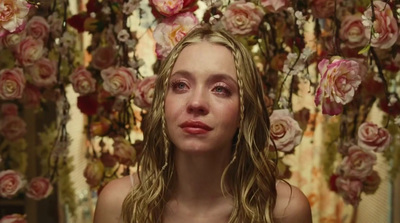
[212,85,231,96]
[177,82,186,89]
[171,80,189,92]
[215,86,224,92]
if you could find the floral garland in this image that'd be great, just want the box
[0,0,79,221]
[1,0,400,221]
[68,0,399,209]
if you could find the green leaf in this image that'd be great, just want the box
[358,44,370,55]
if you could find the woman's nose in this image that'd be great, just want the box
[187,88,209,115]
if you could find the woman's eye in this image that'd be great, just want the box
[177,83,186,89]
[171,81,188,92]
[213,85,231,96]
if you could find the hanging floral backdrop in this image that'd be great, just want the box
[0,0,399,222]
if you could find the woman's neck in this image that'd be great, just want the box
[171,149,232,204]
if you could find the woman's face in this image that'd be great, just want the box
[164,41,240,154]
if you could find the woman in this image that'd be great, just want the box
[94,25,312,223]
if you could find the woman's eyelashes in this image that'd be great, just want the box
[170,79,189,92]
[212,83,231,96]
[171,80,232,96]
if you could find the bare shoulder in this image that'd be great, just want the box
[273,180,312,223]
[93,174,137,223]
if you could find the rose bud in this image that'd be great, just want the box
[83,160,105,188]
[100,151,118,168]
[90,117,112,136]
[113,137,136,166]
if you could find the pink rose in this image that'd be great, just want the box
[0,0,31,37]
[151,0,184,17]
[363,1,398,49]
[0,115,27,141]
[339,145,376,180]
[1,103,18,116]
[357,122,391,152]
[311,0,341,19]
[1,33,24,48]
[261,0,290,12]
[335,177,363,206]
[222,1,264,35]
[26,177,53,200]
[20,84,41,108]
[0,214,27,223]
[153,12,199,59]
[0,68,26,100]
[83,160,104,188]
[26,16,50,40]
[314,58,361,115]
[0,170,25,198]
[26,57,57,87]
[47,12,63,38]
[340,15,368,49]
[269,109,303,153]
[134,75,157,109]
[113,137,136,165]
[15,36,44,67]
[101,66,137,98]
[91,45,116,70]
[69,66,97,95]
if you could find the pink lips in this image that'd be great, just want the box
[179,120,213,134]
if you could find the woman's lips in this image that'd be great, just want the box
[179,120,212,134]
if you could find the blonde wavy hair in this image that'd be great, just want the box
[122,25,277,223]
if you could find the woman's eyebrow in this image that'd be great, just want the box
[170,70,192,78]
[207,73,238,87]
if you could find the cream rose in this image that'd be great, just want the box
[26,177,53,200]
[0,170,25,198]
[26,16,50,40]
[0,115,27,141]
[0,0,31,37]
[113,137,136,166]
[363,1,398,49]
[222,1,264,35]
[27,57,57,87]
[0,68,26,100]
[153,12,199,59]
[357,122,391,152]
[134,75,157,109]
[339,145,376,180]
[69,66,97,95]
[101,66,137,98]
[15,36,44,67]
[269,109,303,153]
